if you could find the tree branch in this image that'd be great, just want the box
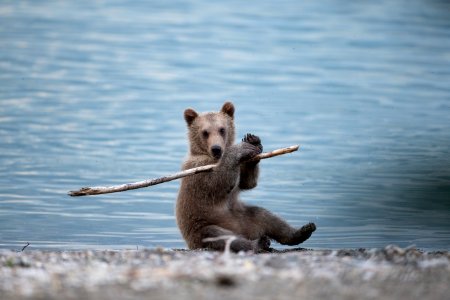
[69,145,299,197]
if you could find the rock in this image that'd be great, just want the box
[0,246,448,300]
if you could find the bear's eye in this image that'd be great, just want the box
[219,127,226,136]
[202,130,209,139]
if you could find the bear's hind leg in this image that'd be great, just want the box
[290,222,316,245]
[200,225,266,252]
[242,205,316,246]
[270,221,316,246]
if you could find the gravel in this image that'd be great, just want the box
[1,245,449,300]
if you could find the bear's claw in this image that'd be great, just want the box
[242,133,263,153]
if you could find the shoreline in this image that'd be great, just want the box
[1,246,449,300]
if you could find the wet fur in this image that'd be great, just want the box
[176,102,316,252]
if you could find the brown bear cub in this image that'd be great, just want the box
[176,102,316,252]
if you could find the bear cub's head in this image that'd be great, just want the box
[184,102,236,160]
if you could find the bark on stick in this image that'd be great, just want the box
[69,145,299,197]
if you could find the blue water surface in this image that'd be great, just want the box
[0,0,449,251]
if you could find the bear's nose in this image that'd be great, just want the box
[211,145,222,159]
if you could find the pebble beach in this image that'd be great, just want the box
[1,246,449,300]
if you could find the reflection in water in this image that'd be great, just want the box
[0,0,449,250]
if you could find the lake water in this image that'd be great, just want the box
[1,0,449,251]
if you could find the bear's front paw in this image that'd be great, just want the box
[242,133,263,153]
[239,142,261,162]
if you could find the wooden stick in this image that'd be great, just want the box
[68,145,299,197]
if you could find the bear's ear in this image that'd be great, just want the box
[184,108,198,126]
[221,101,234,119]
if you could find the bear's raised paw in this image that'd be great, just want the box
[239,142,262,162]
[242,133,263,153]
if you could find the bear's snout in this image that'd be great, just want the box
[211,145,222,159]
